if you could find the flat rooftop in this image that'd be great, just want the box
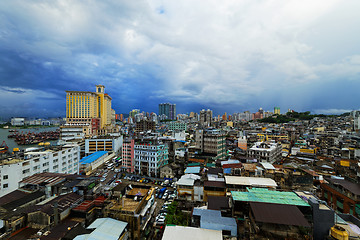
[225,176,277,188]
[161,225,222,240]
[231,188,309,207]
[127,188,148,197]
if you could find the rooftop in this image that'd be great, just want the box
[250,202,310,227]
[184,166,201,174]
[19,172,72,186]
[193,208,237,236]
[225,176,277,188]
[80,151,108,165]
[161,225,222,240]
[231,188,309,206]
[207,196,230,211]
[177,174,201,186]
[325,177,360,196]
[74,218,127,240]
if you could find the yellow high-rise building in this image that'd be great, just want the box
[66,85,113,135]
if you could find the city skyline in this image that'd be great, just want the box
[1,1,360,118]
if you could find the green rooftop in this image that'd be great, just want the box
[231,188,310,207]
[206,163,215,167]
[187,163,201,167]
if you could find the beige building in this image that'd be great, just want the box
[195,129,226,160]
[65,85,114,136]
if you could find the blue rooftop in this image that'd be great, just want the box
[192,208,237,236]
[80,151,108,165]
[185,166,201,174]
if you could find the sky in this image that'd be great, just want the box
[1,0,360,118]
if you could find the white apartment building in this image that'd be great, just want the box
[11,117,25,126]
[0,145,80,197]
[134,142,169,177]
[248,141,282,163]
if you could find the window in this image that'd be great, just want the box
[3,175,8,180]
[22,169,30,174]
[3,184,8,188]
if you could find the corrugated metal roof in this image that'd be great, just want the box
[20,173,69,186]
[260,162,276,170]
[177,174,200,186]
[80,151,108,165]
[220,159,240,166]
[250,202,311,227]
[184,166,201,174]
[231,188,309,206]
[74,218,127,240]
[192,208,237,236]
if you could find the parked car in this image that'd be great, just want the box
[162,193,168,200]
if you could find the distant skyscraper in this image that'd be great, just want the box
[274,107,280,115]
[159,103,176,120]
[200,109,212,127]
[129,109,140,119]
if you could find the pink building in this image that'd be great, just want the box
[122,139,135,173]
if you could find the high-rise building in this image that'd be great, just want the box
[195,129,226,160]
[222,112,227,121]
[200,109,212,127]
[129,109,140,119]
[159,103,176,120]
[134,140,169,177]
[122,139,135,173]
[66,85,113,135]
[135,119,155,133]
[274,107,280,115]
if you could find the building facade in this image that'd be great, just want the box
[168,121,187,131]
[159,103,176,120]
[248,141,282,163]
[135,119,155,133]
[199,109,212,127]
[274,107,281,115]
[66,85,114,135]
[195,129,226,160]
[0,145,80,197]
[122,139,135,173]
[134,141,169,177]
[85,135,123,155]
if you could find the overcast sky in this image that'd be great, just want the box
[1,0,360,118]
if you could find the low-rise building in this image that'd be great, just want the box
[0,145,80,197]
[85,135,123,155]
[177,174,202,201]
[72,218,129,240]
[79,151,115,175]
[192,208,237,237]
[203,181,226,202]
[168,121,187,131]
[248,141,282,163]
[321,176,360,218]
